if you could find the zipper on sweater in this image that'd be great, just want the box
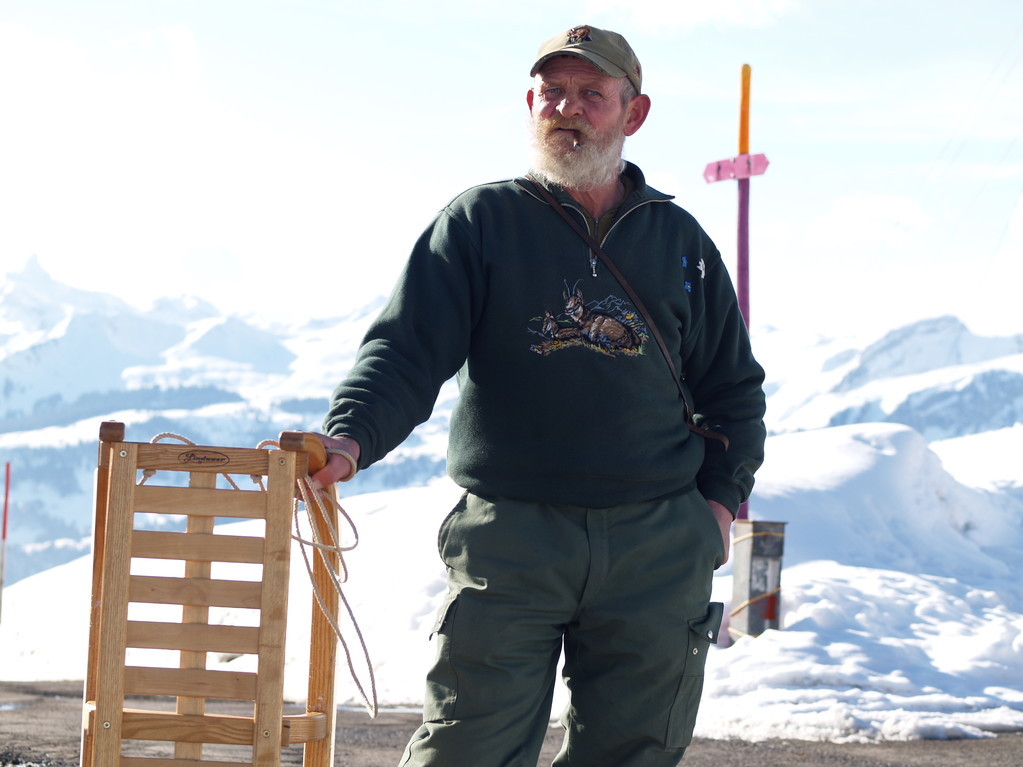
[516,175,675,278]
[564,201,601,280]
[564,197,671,278]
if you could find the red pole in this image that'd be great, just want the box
[2,461,9,540]
[1,461,9,621]
[737,179,750,327]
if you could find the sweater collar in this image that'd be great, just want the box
[517,161,675,211]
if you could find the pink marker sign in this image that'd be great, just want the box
[703,153,769,183]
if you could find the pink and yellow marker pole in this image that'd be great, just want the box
[704,64,769,520]
[704,63,769,328]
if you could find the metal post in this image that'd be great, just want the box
[728,520,786,640]
[736,64,752,518]
[737,63,751,328]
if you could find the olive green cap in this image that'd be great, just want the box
[530,25,642,94]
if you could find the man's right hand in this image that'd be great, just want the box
[310,434,361,489]
[707,499,733,567]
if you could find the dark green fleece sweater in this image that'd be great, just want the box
[325,163,766,513]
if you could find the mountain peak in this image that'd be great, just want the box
[835,316,1023,392]
[2,255,132,333]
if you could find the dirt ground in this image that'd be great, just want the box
[2,680,1021,767]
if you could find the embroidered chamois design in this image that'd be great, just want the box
[530,281,645,357]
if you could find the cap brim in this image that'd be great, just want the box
[530,50,629,81]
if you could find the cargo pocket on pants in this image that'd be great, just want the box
[665,601,723,748]
[422,591,459,721]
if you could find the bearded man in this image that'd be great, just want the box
[315,25,767,767]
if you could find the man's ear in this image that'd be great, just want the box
[624,94,651,137]
[526,88,535,113]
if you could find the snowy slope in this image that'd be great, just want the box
[2,425,1021,742]
[0,261,437,582]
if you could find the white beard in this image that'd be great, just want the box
[528,115,627,191]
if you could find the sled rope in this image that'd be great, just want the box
[728,586,781,619]
[726,586,782,641]
[142,432,379,718]
[292,466,379,718]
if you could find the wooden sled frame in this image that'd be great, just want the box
[81,422,338,767]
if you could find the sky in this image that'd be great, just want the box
[2,0,1022,340]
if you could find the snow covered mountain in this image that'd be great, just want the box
[2,257,1021,587]
[0,257,448,584]
[766,315,1023,443]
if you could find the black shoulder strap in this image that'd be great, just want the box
[525,175,728,449]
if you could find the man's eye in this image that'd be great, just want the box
[584,90,604,101]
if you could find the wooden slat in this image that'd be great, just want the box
[84,705,328,748]
[131,530,265,563]
[124,666,258,701]
[121,757,252,767]
[126,621,260,654]
[134,484,268,519]
[252,452,296,764]
[92,443,141,766]
[120,709,256,745]
[129,575,263,609]
[304,483,341,766]
[176,469,217,763]
[86,711,328,752]
[279,430,326,474]
[282,712,329,745]
[82,435,121,767]
[136,443,271,475]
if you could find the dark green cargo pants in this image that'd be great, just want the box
[399,488,725,767]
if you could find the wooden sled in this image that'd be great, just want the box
[81,422,339,767]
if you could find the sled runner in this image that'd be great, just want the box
[81,422,340,767]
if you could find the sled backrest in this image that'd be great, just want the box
[81,421,337,767]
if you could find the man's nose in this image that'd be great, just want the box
[557,93,584,118]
